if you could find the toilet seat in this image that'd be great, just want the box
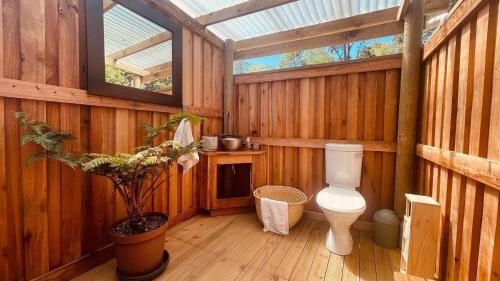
[316,187,366,213]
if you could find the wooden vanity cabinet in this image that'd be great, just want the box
[199,150,267,216]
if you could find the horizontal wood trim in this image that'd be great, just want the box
[416,144,500,191]
[182,106,223,118]
[144,0,224,49]
[423,0,486,60]
[234,55,402,84]
[251,137,397,153]
[196,0,298,26]
[0,78,223,118]
[31,245,114,281]
[216,154,253,164]
[234,7,400,51]
[199,150,266,156]
[234,21,404,60]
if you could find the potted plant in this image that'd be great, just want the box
[15,112,202,280]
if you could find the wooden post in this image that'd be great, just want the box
[394,0,424,217]
[223,39,235,134]
[132,76,142,88]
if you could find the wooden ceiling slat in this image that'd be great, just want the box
[234,21,404,60]
[145,0,225,48]
[195,0,299,26]
[109,31,172,60]
[105,57,150,76]
[234,7,400,52]
[145,61,172,73]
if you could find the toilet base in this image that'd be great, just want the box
[325,228,353,256]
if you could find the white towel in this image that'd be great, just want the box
[173,118,199,172]
[261,198,289,235]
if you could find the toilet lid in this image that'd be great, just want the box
[316,187,366,212]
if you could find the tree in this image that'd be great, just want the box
[356,35,403,59]
[105,64,133,86]
[277,48,334,68]
[233,61,251,74]
[144,78,172,91]
[423,28,436,43]
[247,64,273,73]
[328,43,353,61]
[233,61,272,74]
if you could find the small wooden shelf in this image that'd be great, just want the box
[198,150,268,216]
[401,194,440,279]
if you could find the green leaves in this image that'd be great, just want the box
[140,112,204,149]
[15,111,203,219]
[14,112,79,168]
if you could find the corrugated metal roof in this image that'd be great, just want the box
[104,4,172,71]
[170,0,401,41]
[104,0,404,72]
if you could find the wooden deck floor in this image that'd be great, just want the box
[73,213,422,281]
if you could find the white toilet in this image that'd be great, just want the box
[316,143,366,255]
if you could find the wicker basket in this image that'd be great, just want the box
[253,185,309,229]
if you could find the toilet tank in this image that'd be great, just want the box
[325,144,364,188]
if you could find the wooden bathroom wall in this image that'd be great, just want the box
[233,56,401,222]
[418,0,500,280]
[0,0,223,280]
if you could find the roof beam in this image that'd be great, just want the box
[399,0,449,20]
[145,61,172,73]
[109,31,172,60]
[145,0,224,48]
[424,0,449,13]
[142,70,172,83]
[103,0,117,13]
[105,57,150,76]
[195,0,299,26]
[234,21,404,60]
[397,0,411,20]
[234,7,399,51]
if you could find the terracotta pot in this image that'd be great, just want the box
[109,212,169,276]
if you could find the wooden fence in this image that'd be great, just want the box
[233,56,401,222]
[417,0,500,280]
[0,0,223,279]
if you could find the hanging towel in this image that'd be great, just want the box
[261,198,289,235]
[173,118,199,172]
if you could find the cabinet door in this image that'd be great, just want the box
[212,162,254,209]
[217,163,252,199]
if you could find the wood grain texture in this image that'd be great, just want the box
[417,1,500,280]
[0,2,224,280]
[233,61,401,221]
[72,214,413,281]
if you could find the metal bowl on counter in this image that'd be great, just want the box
[219,135,244,151]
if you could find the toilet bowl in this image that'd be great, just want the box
[317,143,365,255]
[316,186,366,255]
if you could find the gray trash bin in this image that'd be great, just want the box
[373,209,400,249]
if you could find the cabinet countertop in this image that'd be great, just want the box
[199,150,267,156]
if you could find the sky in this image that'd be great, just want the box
[237,36,396,69]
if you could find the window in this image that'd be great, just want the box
[233,35,404,75]
[86,0,183,106]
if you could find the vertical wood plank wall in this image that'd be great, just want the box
[233,57,401,222]
[418,0,500,280]
[0,1,223,280]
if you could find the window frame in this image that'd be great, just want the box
[86,0,183,106]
